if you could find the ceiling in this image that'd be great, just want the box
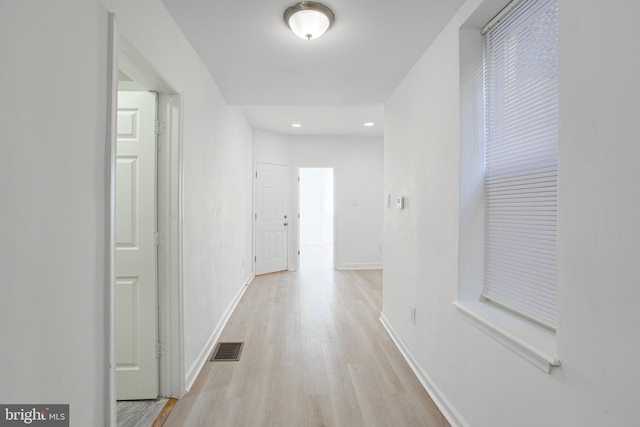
[160,0,465,136]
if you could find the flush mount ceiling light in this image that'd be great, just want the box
[284,1,335,40]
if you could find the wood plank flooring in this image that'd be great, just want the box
[116,398,167,427]
[164,258,449,427]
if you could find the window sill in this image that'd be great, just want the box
[452,300,560,373]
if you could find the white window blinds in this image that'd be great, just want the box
[482,0,559,329]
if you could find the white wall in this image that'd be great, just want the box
[253,131,384,269]
[382,0,640,426]
[0,0,254,424]
[252,128,291,166]
[291,136,384,270]
[0,0,110,423]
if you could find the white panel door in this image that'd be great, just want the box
[255,163,289,275]
[115,91,158,400]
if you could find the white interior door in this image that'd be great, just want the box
[255,163,289,275]
[115,91,159,400]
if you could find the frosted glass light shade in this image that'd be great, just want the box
[284,2,335,40]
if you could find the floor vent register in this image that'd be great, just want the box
[210,342,244,362]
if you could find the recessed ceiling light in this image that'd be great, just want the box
[291,123,302,127]
[364,122,375,127]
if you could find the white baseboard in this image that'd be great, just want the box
[335,262,382,270]
[185,282,248,392]
[245,273,255,286]
[379,313,468,427]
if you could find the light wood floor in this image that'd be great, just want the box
[164,254,449,427]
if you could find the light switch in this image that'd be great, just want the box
[396,196,404,209]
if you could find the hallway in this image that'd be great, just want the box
[163,264,448,426]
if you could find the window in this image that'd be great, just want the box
[482,0,559,329]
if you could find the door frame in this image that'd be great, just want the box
[107,16,184,425]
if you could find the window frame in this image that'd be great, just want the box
[454,0,560,373]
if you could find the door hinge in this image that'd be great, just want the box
[155,120,166,135]
[255,213,257,220]
[156,342,163,359]
[255,171,258,178]
[154,231,162,247]
[254,256,257,262]
[298,176,300,182]
[298,250,300,255]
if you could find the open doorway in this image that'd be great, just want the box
[108,23,184,425]
[298,168,334,270]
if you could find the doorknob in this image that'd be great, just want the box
[284,222,289,226]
